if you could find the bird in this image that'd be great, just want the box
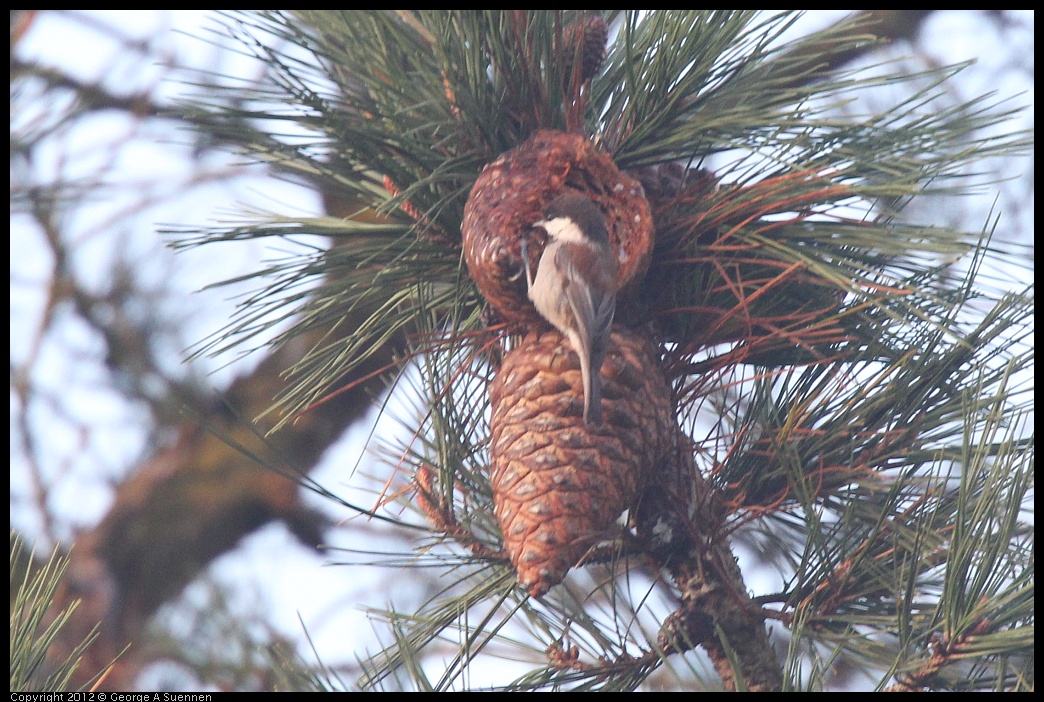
[523,192,618,424]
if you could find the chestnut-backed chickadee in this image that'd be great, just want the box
[523,193,618,424]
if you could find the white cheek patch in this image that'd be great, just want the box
[542,217,588,245]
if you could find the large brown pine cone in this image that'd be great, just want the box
[488,327,672,597]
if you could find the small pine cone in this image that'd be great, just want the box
[635,427,724,567]
[629,163,719,207]
[462,130,653,323]
[488,327,672,597]
[562,13,609,82]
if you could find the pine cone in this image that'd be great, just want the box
[630,162,719,207]
[488,327,672,597]
[462,130,653,323]
[562,13,609,82]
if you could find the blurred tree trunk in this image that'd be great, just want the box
[55,311,405,690]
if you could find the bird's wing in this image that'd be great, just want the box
[557,244,615,359]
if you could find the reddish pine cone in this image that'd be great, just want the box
[488,327,672,597]
[562,13,609,81]
[462,130,653,323]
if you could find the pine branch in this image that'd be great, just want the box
[10,533,116,692]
